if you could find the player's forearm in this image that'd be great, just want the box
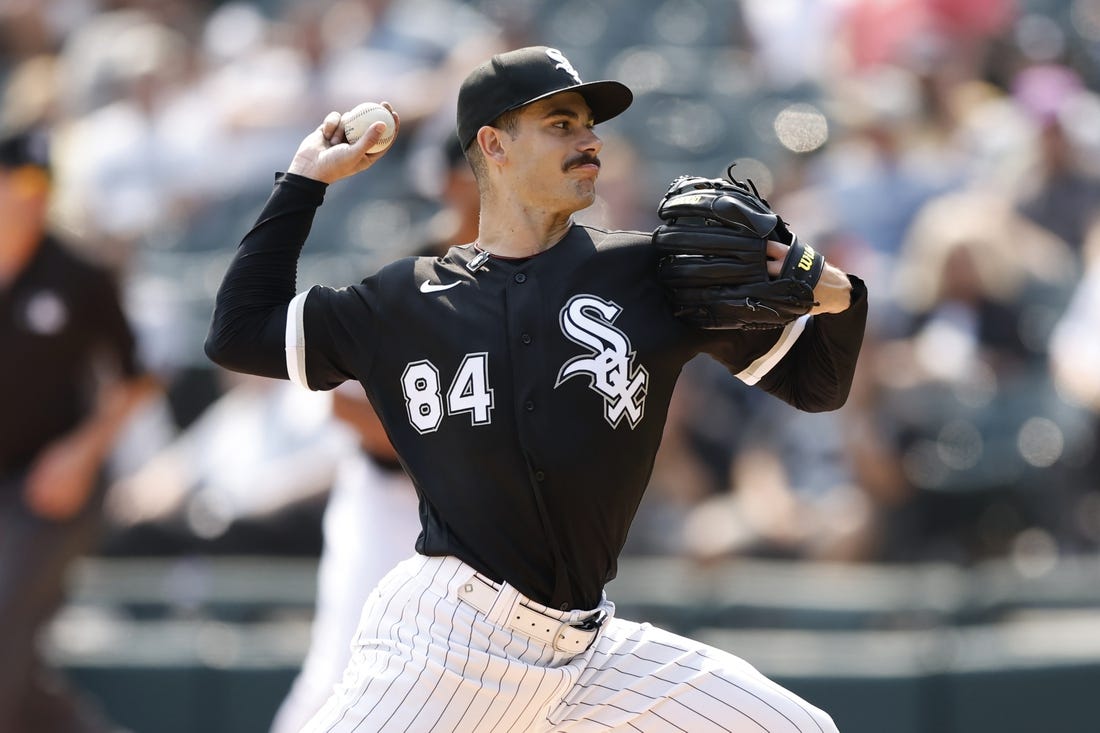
[759,275,868,412]
[809,263,854,315]
[205,173,328,378]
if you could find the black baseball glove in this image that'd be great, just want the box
[652,171,824,330]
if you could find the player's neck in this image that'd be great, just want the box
[476,200,574,258]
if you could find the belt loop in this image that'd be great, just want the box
[485,580,514,626]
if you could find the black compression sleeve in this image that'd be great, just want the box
[204,172,328,379]
[756,275,868,412]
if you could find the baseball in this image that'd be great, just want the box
[342,102,396,153]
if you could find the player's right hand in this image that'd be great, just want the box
[287,103,400,185]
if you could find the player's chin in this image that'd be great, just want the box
[568,184,597,209]
[568,171,598,196]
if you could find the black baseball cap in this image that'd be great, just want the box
[0,129,50,172]
[457,46,633,150]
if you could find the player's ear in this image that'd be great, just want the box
[476,126,507,166]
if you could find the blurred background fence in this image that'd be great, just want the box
[52,554,1100,733]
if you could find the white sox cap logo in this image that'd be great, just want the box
[545,48,582,84]
[555,294,648,429]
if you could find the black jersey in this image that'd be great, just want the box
[207,173,868,609]
[2,236,140,474]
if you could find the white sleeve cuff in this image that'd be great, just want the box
[735,314,810,385]
[285,290,312,390]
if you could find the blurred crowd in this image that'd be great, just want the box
[5,0,1100,578]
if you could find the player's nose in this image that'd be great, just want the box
[578,126,602,154]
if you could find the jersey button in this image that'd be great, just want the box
[534,470,545,481]
[514,273,527,283]
[524,400,535,412]
[521,333,532,345]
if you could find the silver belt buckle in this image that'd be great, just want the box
[552,609,606,653]
[573,609,607,632]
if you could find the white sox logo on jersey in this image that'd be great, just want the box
[555,294,648,429]
[546,48,582,84]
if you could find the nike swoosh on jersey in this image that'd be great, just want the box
[420,280,461,294]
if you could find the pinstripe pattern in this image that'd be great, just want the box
[551,623,835,732]
[300,555,838,733]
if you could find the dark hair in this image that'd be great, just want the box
[464,108,523,189]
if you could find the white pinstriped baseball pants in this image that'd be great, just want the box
[301,554,838,733]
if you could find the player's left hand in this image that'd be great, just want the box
[762,240,852,316]
[652,172,851,329]
[287,102,400,185]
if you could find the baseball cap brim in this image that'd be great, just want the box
[460,81,633,150]
[457,47,634,150]
[517,80,633,128]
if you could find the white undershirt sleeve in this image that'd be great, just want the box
[286,290,312,390]
[735,314,810,385]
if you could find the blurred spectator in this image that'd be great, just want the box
[741,0,841,89]
[1050,227,1100,413]
[891,189,1075,358]
[0,128,158,733]
[105,372,351,555]
[410,132,481,256]
[1011,64,1100,258]
[1048,226,1100,549]
[680,392,874,563]
[795,63,964,330]
[0,54,61,134]
[838,0,1016,72]
[862,189,1080,562]
[0,3,72,75]
[269,384,420,733]
[50,10,212,254]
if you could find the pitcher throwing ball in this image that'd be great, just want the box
[206,46,866,732]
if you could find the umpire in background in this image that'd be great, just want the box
[0,129,157,733]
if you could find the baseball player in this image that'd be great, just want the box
[207,46,866,732]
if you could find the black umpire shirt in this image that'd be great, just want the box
[207,173,868,610]
[1,235,140,476]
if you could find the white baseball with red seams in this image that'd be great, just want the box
[342,102,395,153]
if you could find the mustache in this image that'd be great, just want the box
[564,154,601,171]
